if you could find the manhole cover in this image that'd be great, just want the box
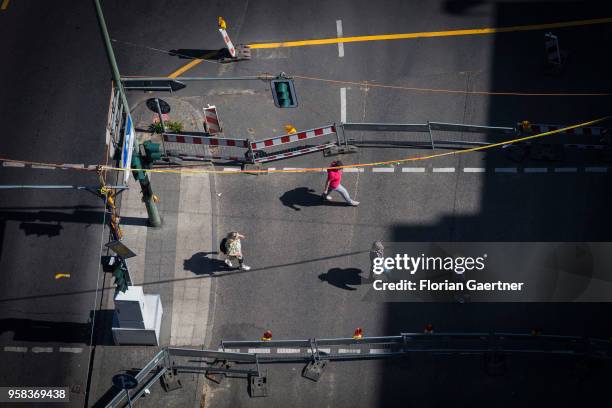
[146,98,171,114]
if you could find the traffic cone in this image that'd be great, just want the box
[352,327,363,339]
[261,330,273,341]
[424,324,434,334]
[520,120,531,133]
[285,124,297,134]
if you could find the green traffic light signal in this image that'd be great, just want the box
[271,77,298,108]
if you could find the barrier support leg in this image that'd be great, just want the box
[325,123,357,156]
[427,122,436,151]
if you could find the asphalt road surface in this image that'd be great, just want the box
[0,1,109,407]
[2,1,612,408]
[107,0,612,407]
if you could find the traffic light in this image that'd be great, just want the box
[142,141,162,165]
[131,153,147,182]
[113,258,131,293]
[271,76,298,108]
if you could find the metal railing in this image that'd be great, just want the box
[103,331,612,406]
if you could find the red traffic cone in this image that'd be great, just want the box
[424,324,434,334]
[352,327,363,339]
[261,330,273,341]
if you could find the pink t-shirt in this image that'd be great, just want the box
[327,169,342,189]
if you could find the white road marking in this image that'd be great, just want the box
[369,348,393,354]
[4,346,27,352]
[554,167,577,173]
[338,348,361,354]
[585,167,608,173]
[336,20,344,57]
[283,168,303,171]
[524,168,548,173]
[223,167,240,172]
[344,167,364,173]
[276,348,301,354]
[59,347,82,353]
[32,347,53,353]
[3,162,25,167]
[463,168,486,173]
[31,165,57,170]
[248,348,271,354]
[307,348,331,354]
[402,167,426,173]
[433,167,455,173]
[372,167,395,173]
[217,348,240,353]
[495,167,517,173]
[340,87,347,123]
[268,167,276,171]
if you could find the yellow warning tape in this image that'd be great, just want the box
[0,117,608,175]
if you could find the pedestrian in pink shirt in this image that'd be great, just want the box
[322,160,359,206]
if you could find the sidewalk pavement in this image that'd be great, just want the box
[89,97,218,407]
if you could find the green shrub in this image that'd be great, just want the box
[148,120,184,134]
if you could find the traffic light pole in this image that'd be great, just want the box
[94,0,162,227]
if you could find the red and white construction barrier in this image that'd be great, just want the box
[218,28,236,58]
[253,143,337,163]
[250,125,336,150]
[163,134,249,148]
[203,105,222,135]
[519,123,605,137]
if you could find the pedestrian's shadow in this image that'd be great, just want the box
[183,252,229,275]
[318,268,365,290]
[280,187,349,211]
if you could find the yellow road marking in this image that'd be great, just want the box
[1,0,10,11]
[249,17,612,49]
[168,58,203,78]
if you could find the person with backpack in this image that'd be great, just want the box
[323,160,359,206]
[221,232,251,271]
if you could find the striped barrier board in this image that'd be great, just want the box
[253,143,336,163]
[251,125,336,150]
[219,28,236,57]
[163,134,249,148]
[203,105,222,135]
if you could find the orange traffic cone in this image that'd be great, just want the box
[261,330,273,341]
[352,327,363,339]
[424,324,434,334]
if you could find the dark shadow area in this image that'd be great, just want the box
[379,2,612,407]
[19,222,63,237]
[91,368,142,408]
[0,209,148,228]
[0,318,90,343]
[91,309,115,346]
[280,187,350,211]
[318,268,364,290]
[168,48,231,61]
[183,251,229,275]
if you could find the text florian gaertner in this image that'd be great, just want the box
[371,253,525,292]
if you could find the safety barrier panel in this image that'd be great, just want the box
[203,105,223,135]
[249,124,340,163]
[104,331,612,406]
[162,132,250,162]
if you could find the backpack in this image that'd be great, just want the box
[220,238,228,255]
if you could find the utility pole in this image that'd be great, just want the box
[93,0,162,227]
